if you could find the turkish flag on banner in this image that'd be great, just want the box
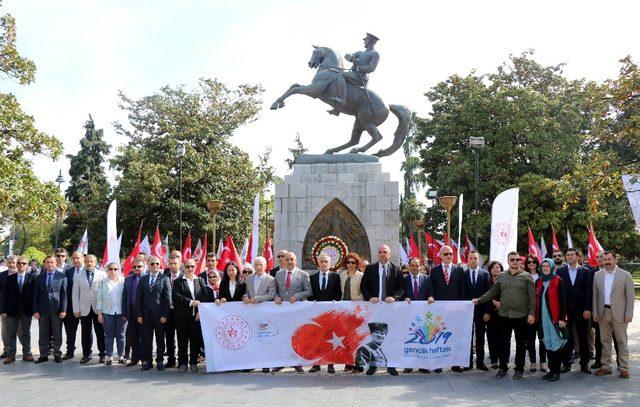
[587,224,604,267]
[408,233,420,259]
[216,235,243,273]
[122,228,142,276]
[182,231,192,261]
[551,226,560,252]
[263,234,274,270]
[528,228,542,263]
[151,227,166,268]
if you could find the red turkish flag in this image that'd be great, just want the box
[424,232,442,265]
[195,235,208,274]
[408,233,420,259]
[263,234,274,270]
[182,231,192,261]
[122,227,142,276]
[587,224,604,267]
[216,235,243,273]
[291,309,369,364]
[151,227,166,268]
[528,228,543,263]
[551,226,560,252]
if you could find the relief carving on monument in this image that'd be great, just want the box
[302,198,371,269]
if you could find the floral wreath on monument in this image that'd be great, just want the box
[311,236,348,271]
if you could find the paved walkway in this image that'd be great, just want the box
[1,302,639,407]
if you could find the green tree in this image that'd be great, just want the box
[1,2,63,234]
[285,133,307,169]
[111,78,268,251]
[60,115,111,253]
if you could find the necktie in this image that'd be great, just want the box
[46,273,53,289]
[88,271,94,288]
[380,265,387,299]
[343,276,351,300]
[131,276,138,306]
[413,276,419,300]
[150,275,156,288]
[285,271,292,290]
[443,265,450,285]
[472,269,476,286]
[18,274,24,291]
[321,273,326,291]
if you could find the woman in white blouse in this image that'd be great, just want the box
[217,261,246,303]
[96,262,127,365]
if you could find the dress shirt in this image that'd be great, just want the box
[105,278,123,315]
[319,272,329,290]
[253,273,263,294]
[229,281,236,298]
[186,277,196,305]
[604,269,615,305]
[469,268,477,285]
[378,262,388,299]
[568,265,578,285]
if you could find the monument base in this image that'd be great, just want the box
[274,154,399,270]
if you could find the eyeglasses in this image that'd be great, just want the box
[552,255,563,258]
[442,252,453,256]
[345,261,357,265]
[133,265,144,269]
[526,260,537,264]
[108,267,119,271]
[277,255,285,258]
[149,262,160,265]
[184,265,195,269]
[242,270,252,274]
[509,258,521,262]
[17,262,28,265]
[208,275,218,279]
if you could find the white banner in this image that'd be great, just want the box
[106,200,119,265]
[199,301,473,373]
[622,174,640,233]
[489,187,519,267]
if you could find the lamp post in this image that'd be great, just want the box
[177,142,186,249]
[54,170,65,248]
[206,200,223,254]
[469,136,485,249]
[438,195,457,246]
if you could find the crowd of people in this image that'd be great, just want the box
[0,244,634,380]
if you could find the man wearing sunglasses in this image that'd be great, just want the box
[122,259,145,366]
[1,256,34,363]
[136,256,171,371]
[163,255,183,368]
[269,250,288,277]
[474,251,536,380]
[556,248,593,374]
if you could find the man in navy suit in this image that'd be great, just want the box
[122,258,144,366]
[556,247,593,373]
[464,250,491,371]
[403,257,430,374]
[136,256,171,371]
[427,245,467,372]
[1,256,35,363]
[33,255,68,363]
[62,250,83,360]
[308,253,342,374]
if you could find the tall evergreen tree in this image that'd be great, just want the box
[61,115,111,252]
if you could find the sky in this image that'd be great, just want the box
[4,0,640,200]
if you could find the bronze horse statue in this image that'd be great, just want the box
[270,46,411,157]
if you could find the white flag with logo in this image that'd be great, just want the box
[489,188,519,268]
[76,228,89,255]
[105,200,119,265]
[622,174,640,233]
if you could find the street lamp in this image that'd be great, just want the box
[54,170,65,248]
[177,142,186,249]
[206,199,223,254]
[438,195,457,246]
[469,137,485,249]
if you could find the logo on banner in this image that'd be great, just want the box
[254,320,277,339]
[404,311,452,359]
[215,315,251,350]
[492,222,513,245]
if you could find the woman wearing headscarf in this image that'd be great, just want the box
[524,254,547,372]
[535,258,568,381]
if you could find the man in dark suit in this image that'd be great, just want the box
[402,257,430,374]
[122,258,144,366]
[269,250,288,277]
[1,256,35,363]
[62,250,83,360]
[464,251,491,371]
[359,244,404,376]
[0,255,17,359]
[308,253,342,374]
[33,255,68,363]
[163,255,183,368]
[427,245,467,372]
[136,255,171,371]
[556,247,592,373]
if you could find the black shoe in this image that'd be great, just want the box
[451,366,464,373]
[79,356,92,364]
[419,369,430,374]
[34,356,49,364]
[327,365,335,374]
[403,368,413,373]
[435,368,442,373]
[512,371,523,380]
[309,365,321,373]
[54,355,63,363]
[157,363,165,371]
[591,362,603,369]
[62,353,74,360]
[547,373,560,381]
[141,362,153,371]
[262,368,270,373]
[477,363,489,371]
[0,352,6,359]
[581,366,592,374]
[271,367,283,372]
[353,367,364,373]
[541,372,553,380]
[106,360,112,366]
[99,356,105,364]
[496,369,507,378]
[560,364,571,373]
[294,365,304,374]
[165,359,176,368]
[366,367,376,375]
[387,368,399,376]
[126,360,139,367]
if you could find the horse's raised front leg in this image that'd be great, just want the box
[270,82,325,110]
[325,120,364,154]
[350,122,382,154]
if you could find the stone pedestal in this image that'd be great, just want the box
[274,155,399,269]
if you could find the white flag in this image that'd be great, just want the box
[456,193,463,265]
[115,231,123,262]
[399,243,409,265]
[240,238,249,263]
[622,174,640,233]
[540,235,548,259]
[566,228,574,250]
[106,200,119,265]
[249,193,260,263]
[140,235,151,256]
[489,188,519,268]
[76,228,89,255]
[216,238,224,258]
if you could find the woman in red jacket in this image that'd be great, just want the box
[535,258,568,381]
